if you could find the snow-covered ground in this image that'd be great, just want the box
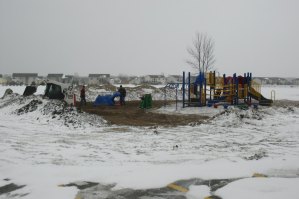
[261,85,299,101]
[0,85,299,199]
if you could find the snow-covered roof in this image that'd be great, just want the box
[88,74,110,78]
[47,73,63,77]
[12,73,38,78]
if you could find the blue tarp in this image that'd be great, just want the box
[93,92,121,106]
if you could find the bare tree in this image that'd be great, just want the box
[186,32,215,73]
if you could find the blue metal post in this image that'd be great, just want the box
[182,72,185,108]
[188,72,191,106]
[249,73,252,104]
[175,85,178,111]
[223,74,226,104]
[199,72,202,107]
[204,75,207,106]
[233,73,238,105]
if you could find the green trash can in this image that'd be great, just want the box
[140,94,152,109]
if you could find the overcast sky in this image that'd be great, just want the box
[1,0,298,77]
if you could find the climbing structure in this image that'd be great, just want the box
[182,71,273,108]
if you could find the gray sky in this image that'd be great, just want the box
[1,0,298,77]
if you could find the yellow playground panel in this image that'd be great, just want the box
[206,71,262,101]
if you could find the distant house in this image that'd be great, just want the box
[262,78,273,85]
[77,76,89,86]
[12,73,38,85]
[142,75,166,84]
[129,76,141,85]
[166,75,183,83]
[254,77,290,85]
[0,74,7,85]
[110,76,122,84]
[63,75,74,84]
[88,74,110,85]
[35,76,46,85]
[253,77,263,84]
[184,76,198,83]
[47,73,63,82]
[292,78,299,86]
[117,76,130,84]
[270,77,289,85]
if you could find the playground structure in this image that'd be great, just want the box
[181,71,273,108]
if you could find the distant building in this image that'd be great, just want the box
[253,77,292,85]
[292,78,299,86]
[262,78,273,85]
[0,74,7,85]
[47,73,63,82]
[166,75,183,83]
[117,76,130,84]
[78,76,89,86]
[185,76,198,83]
[35,76,46,85]
[88,74,110,85]
[129,76,141,85]
[110,76,122,84]
[253,77,266,85]
[142,75,166,84]
[63,75,74,84]
[12,73,38,85]
[270,77,289,85]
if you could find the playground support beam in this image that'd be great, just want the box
[188,72,191,105]
[249,73,252,103]
[204,76,207,106]
[199,72,202,107]
[176,86,178,111]
[182,72,185,108]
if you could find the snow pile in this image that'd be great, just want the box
[0,94,107,129]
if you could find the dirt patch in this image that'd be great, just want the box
[78,100,209,127]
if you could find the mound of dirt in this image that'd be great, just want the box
[17,99,42,115]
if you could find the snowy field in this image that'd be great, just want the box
[261,85,299,101]
[0,85,299,199]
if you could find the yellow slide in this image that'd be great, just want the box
[249,87,273,106]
